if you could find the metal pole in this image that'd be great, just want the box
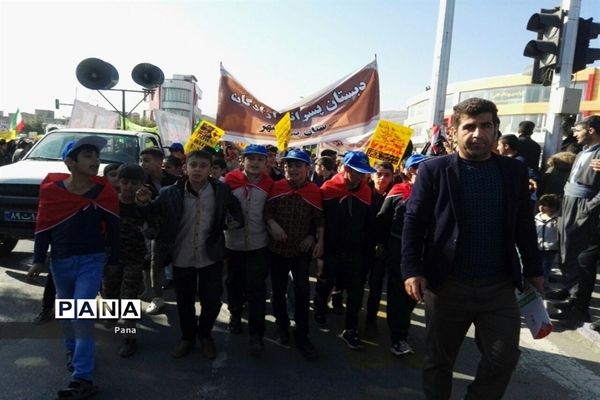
[542,0,581,167]
[121,89,126,130]
[427,0,455,128]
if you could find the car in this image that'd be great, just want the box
[0,128,164,255]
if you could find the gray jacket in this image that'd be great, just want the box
[565,144,600,214]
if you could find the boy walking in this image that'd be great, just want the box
[315,151,376,350]
[138,147,176,313]
[265,149,323,360]
[102,163,148,358]
[224,145,273,356]
[136,150,243,360]
[31,136,120,399]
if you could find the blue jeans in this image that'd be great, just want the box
[51,253,104,382]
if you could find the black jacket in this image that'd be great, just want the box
[401,153,542,290]
[323,185,376,255]
[145,177,244,262]
[518,135,541,173]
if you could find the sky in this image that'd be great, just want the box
[1,0,599,119]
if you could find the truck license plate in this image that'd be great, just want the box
[3,211,37,222]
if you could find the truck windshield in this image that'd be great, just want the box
[25,132,140,164]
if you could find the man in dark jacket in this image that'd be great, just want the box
[402,98,544,400]
[517,120,541,174]
[549,116,600,328]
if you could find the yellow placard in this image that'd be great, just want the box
[275,112,291,152]
[0,130,17,141]
[184,120,225,153]
[365,120,413,169]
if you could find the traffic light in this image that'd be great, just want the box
[55,99,60,109]
[523,7,564,85]
[572,17,600,74]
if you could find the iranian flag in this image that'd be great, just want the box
[9,109,25,133]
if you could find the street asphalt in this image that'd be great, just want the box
[1,240,599,400]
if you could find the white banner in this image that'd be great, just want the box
[68,100,120,129]
[154,110,191,146]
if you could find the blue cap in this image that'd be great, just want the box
[241,144,268,157]
[404,153,429,169]
[282,148,311,165]
[169,142,184,152]
[343,151,376,174]
[61,135,107,160]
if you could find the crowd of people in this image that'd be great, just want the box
[21,97,600,400]
[0,137,34,165]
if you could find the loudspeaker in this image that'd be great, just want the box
[76,58,119,90]
[132,63,164,89]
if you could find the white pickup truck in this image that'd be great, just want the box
[0,128,164,255]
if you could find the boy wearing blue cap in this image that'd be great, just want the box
[30,135,120,399]
[224,144,274,355]
[265,148,324,359]
[317,151,376,350]
[168,142,185,160]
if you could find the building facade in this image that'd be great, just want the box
[405,67,600,146]
[145,74,202,129]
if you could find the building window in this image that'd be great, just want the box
[407,99,430,121]
[162,87,191,103]
[498,114,545,137]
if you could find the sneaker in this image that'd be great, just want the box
[296,338,318,360]
[119,338,138,358]
[33,308,54,325]
[146,297,165,315]
[339,329,364,350]
[550,308,592,330]
[314,312,326,325]
[171,340,194,358]
[551,298,575,311]
[228,315,243,334]
[57,379,98,399]
[66,351,74,372]
[391,340,414,356]
[200,337,217,360]
[249,336,264,357]
[364,319,379,338]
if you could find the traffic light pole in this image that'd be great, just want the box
[542,0,581,166]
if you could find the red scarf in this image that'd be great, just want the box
[224,169,273,199]
[387,182,412,201]
[320,172,372,205]
[267,179,323,210]
[35,173,120,234]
